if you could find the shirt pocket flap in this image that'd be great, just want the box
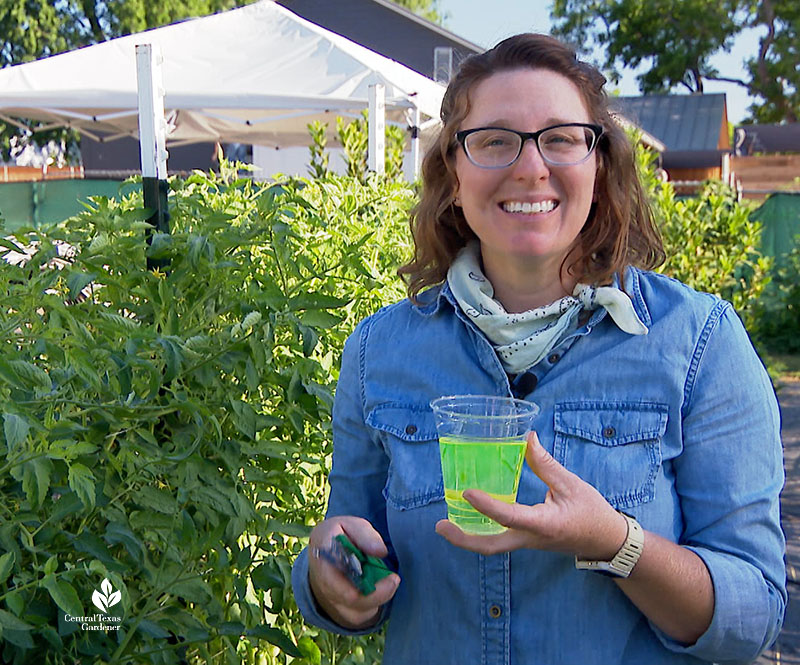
[366,404,439,442]
[553,402,668,509]
[554,403,668,446]
[366,404,443,511]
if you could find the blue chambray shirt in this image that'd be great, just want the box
[292,267,786,665]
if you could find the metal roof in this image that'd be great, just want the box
[734,123,800,155]
[610,94,728,151]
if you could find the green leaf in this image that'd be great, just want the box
[0,609,33,631]
[74,532,118,569]
[250,564,284,591]
[129,511,175,531]
[246,625,303,657]
[0,552,15,585]
[133,486,178,514]
[303,380,334,409]
[172,578,213,604]
[22,457,53,507]
[229,398,256,439]
[8,360,51,393]
[265,519,311,539]
[138,619,171,638]
[217,621,246,636]
[68,463,96,510]
[3,414,30,451]
[288,293,351,310]
[46,440,97,460]
[2,628,33,648]
[245,358,260,391]
[105,522,146,565]
[41,575,84,617]
[98,311,140,331]
[5,592,23,618]
[300,324,319,356]
[287,369,304,402]
[299,310,344,329]
[0,360,24,389]
[297,635,322,664]
[64,313,95,347]
[50,493,83,523]
[66,271,97,300]
[44,555,58,576]
[194,486,236,517]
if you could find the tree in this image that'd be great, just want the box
[390,0,444,24]
[551,0,799,123]
[0,0,256,162]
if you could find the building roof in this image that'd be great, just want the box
[274,0,483,80]
[611,93,729,151]
[734,123,800,155]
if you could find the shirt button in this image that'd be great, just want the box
[405,424,418,436]
[489,604,502,619]
[547,353,560,364]
[602,426,616,438]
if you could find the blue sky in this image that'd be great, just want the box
[437,0,758,125]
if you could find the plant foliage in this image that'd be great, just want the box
[0,164,413,664]
[750,243,800,353]
[633,142,770,334]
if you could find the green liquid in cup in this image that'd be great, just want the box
[439,436,527,534]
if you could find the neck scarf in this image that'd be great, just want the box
[446,243,648,374]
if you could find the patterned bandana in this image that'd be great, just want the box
[447,242,648,374]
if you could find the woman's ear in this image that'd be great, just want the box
[452,184,462,207]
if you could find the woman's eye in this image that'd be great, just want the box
[480,134,512,148]
[543,133,576,146]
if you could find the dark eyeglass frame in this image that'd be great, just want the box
[455,122,604,169]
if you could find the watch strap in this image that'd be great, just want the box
[574,511,644,578]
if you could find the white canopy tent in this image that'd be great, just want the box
[0,0,445,156]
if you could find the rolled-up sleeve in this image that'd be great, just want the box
[653,303,786,662]
[291,319,394,634]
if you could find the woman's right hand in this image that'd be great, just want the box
[307,516,401,630]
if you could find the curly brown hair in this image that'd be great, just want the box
[398,33,665,301]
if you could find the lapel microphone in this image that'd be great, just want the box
[511,372,538,399]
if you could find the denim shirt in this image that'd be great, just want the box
[292,267,786,665]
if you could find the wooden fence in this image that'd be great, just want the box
[1,165,84,182]
[731,155,800,199]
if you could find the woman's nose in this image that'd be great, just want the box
[511,139,551,180]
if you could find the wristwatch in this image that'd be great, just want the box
[574,511,644,578]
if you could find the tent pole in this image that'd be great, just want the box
[368,84,385,174]
[135,44,170,241]
[411,107,421,179]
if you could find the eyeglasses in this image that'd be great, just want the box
[455,123,603,169]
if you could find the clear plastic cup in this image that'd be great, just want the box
[430,395,539,534]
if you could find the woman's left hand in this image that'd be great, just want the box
[435,431,628,559]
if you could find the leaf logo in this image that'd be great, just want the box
[91,578,121,614]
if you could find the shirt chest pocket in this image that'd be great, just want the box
[553,402,668,510]
[366,404,444,511]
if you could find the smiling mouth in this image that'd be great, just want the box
[501,200,558,214]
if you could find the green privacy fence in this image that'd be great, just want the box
[751,193,800,269]
[0,179,128,229]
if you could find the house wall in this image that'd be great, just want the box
[668,167,722,182]
[275,0,480,79]
[732,155,800,199]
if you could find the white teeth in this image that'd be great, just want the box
[503,200,557,214]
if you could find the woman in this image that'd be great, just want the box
[291,34,786,664]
